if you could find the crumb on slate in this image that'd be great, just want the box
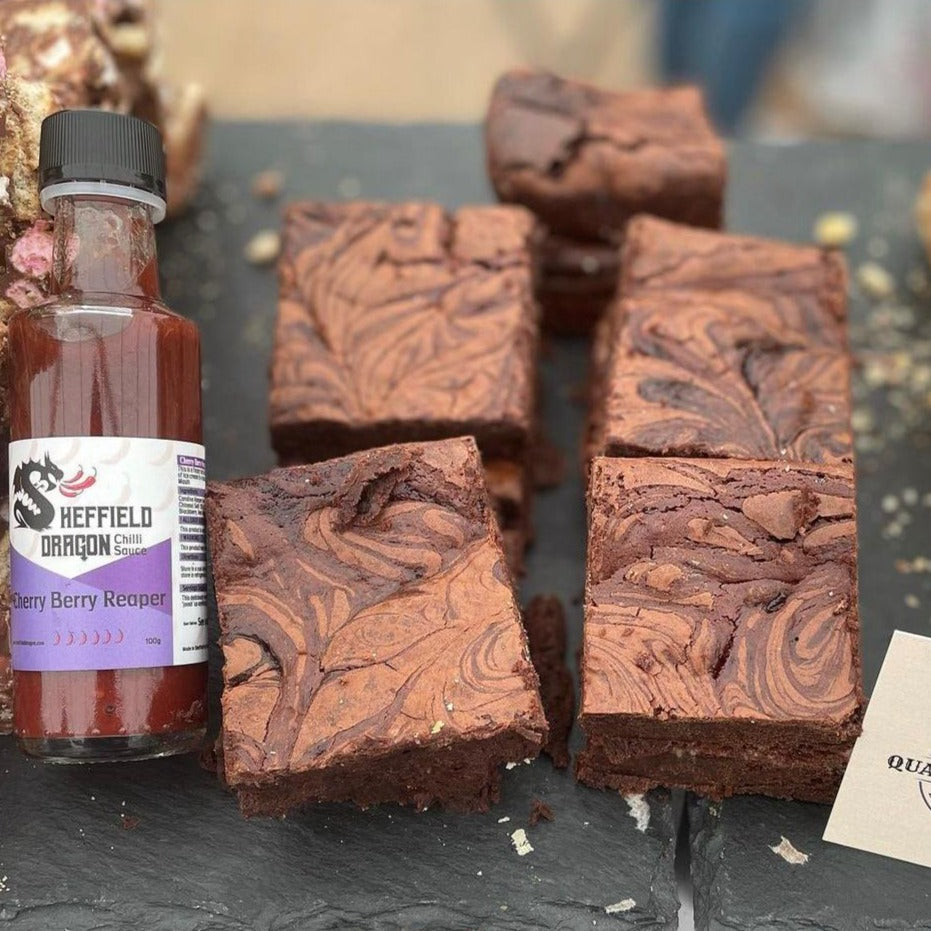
[813,211,858,247]
[895,556,931,573]
[529,798,555,826]
[244,229,281,265]
[252,169,285,199]
[905,594,920,608]
[624,793,650,833]
[510,828,533,856]
[604,899,636,914]
[769,835,809,865]
[338,176,362,199]
[857,261,895,300]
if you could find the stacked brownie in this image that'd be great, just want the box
[579,216,864,802]
[269,201,539,573]
[206,437,547,815]
[485,70,726,333]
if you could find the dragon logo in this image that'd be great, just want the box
[12,454,96,532]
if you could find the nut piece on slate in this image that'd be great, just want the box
[813,211,858,248]
[856,261,895,300]
[244,229,281,265]
[252,169,284,200]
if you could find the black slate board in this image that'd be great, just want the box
[2,125,931,930]
[690,796,931,931]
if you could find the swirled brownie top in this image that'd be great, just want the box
[206,438,546,812]
[270,201,538,464]
[592,289,852,464]
[485,69,725,243]
[582,457,863,735]
[620,216,848,348]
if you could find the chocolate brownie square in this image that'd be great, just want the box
[270,201,538,465]
[486,70,726,244]
[620,216,848,349]
[590,290,853,464]
[206,438,547,816]
[578,457,863,803]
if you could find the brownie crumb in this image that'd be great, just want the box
[523,595,574,768]
[529,798,555,825]
[252,169,285,200]
[530,434,567,490]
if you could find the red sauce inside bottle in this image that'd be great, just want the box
[9,196,207,757]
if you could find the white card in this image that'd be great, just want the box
[823,630,931,868]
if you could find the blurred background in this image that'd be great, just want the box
[156,0,931,136]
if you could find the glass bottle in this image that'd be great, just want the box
[7,109,208,761]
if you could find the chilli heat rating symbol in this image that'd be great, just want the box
[53,628,124,647]
[59,466,97,498]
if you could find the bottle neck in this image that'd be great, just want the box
[50,195,161,301]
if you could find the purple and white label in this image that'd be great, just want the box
[9,437,208,671]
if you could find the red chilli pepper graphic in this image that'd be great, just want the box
[59,466,97,498]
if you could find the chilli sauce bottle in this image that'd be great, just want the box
[7,110,208,761]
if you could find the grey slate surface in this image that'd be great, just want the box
[0,122,679,931]
[690,796,931,931]
[2,125,931,930]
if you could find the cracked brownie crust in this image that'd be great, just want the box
[579,457,863,801]
[486,69,725,244]
[206,438,546,816]
[591,289,853,463]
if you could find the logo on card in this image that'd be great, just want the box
[887,754,931,814]
[12,453,97,532]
